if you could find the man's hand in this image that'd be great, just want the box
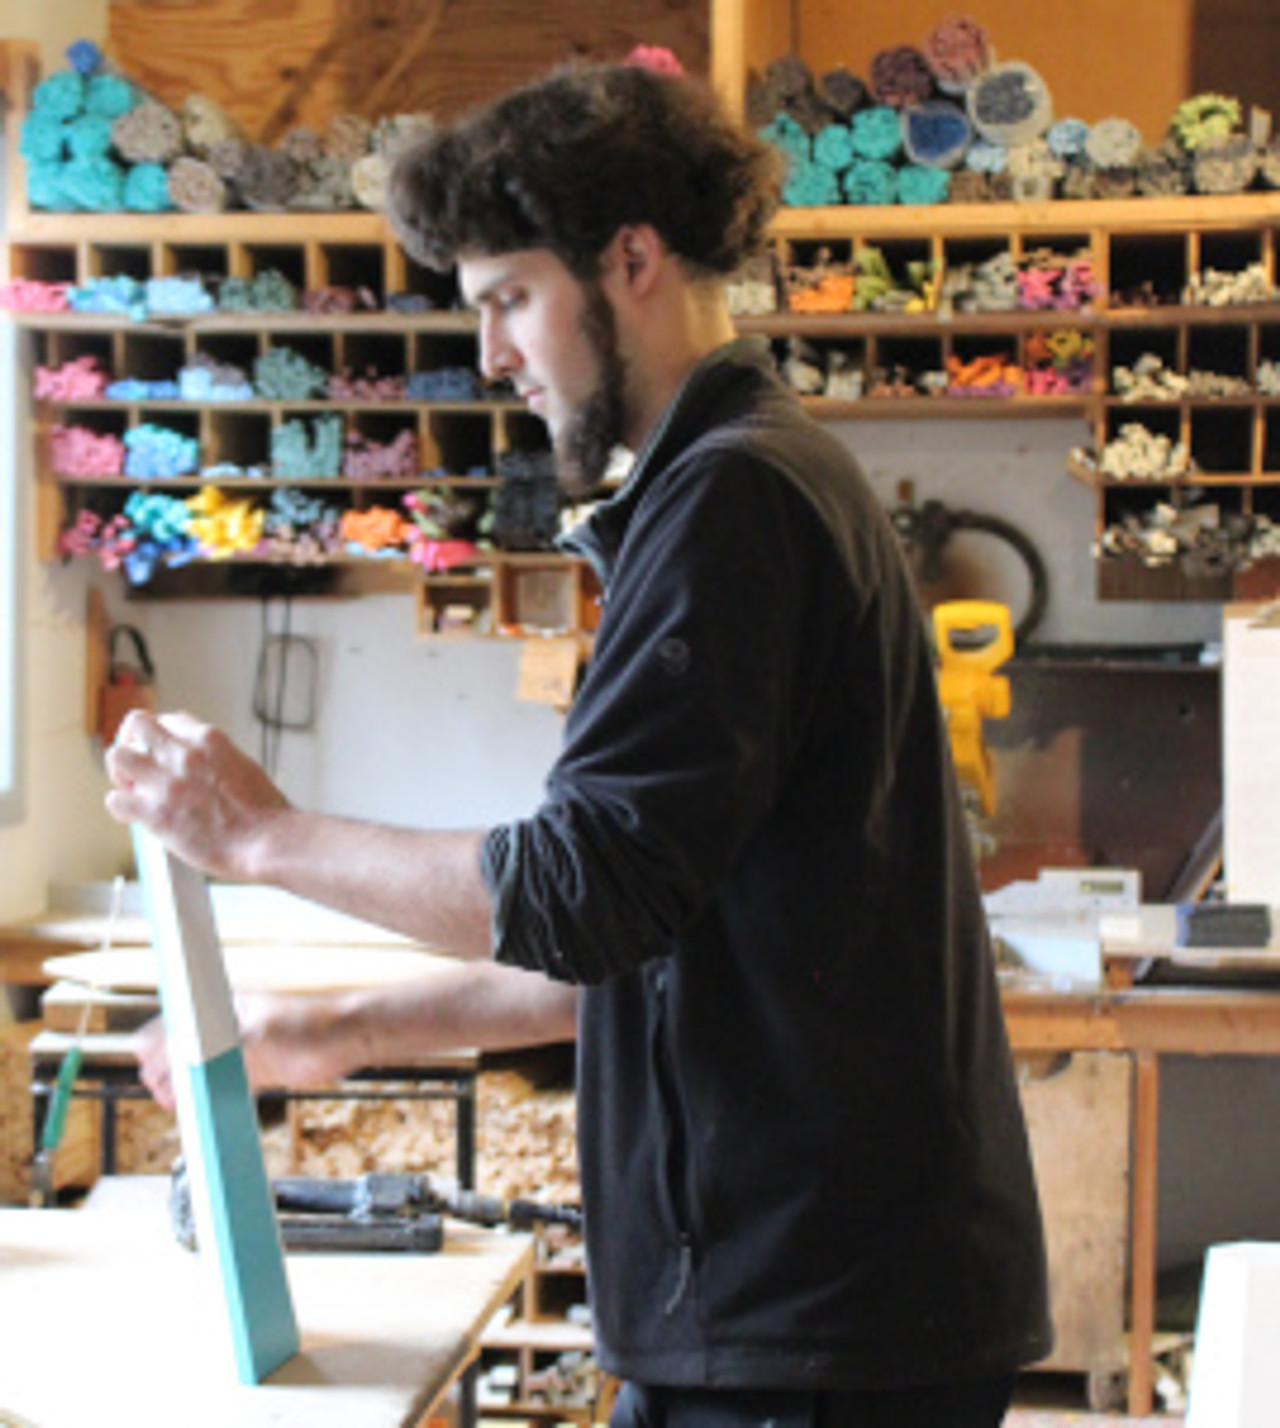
[104,710,291,884]
[134,992,358,1111]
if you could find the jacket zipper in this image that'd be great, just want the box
[651,965,698,1315]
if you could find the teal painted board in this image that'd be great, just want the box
[132,826,300,1383]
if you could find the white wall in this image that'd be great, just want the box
[0,4,123,923]
[137,594,564,830]
[842,415,1221,648]
[0,0,106,68]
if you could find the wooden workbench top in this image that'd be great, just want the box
[0,1177,532,1428]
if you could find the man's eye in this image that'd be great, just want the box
[496,291,526,313]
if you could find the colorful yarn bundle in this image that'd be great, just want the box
[339,505,411,555]
[50,424,125,477]
[68,275,147,320]
[921,16,992,92]
[941,252,1019,313]
[851,246,937,313]
[1170,94,1242,152]
[178,356,254,402]
[145,275,215,316]
[120,489,198,582]
[66,113,114,160]
[0,279,72,312]
[405,369,486,402]
[406,532,484,573]
[328,369,408,401]
[166,155,226,213]
[849,106,903,161]
[1016,253,1099,312]
[254,347,330,401]
[262,486,341,550]
[753,20,1277,206]
[902,102,972,168]
[218,270,299,313]
[106,377,181,400]
[1023,330,1095,396]
[403,486,486,541]
[121,162,172,212]
[385,292,438,316]
[303,286,380,315]
[342,430,420,481]
[842,159,897,206]
[57,508,133,567]
[271,417,343,479]
[123,423,200,479]
[20,43,156,213]
[869,46,935,109]
[945,353,1021,398]
[257,487,341,563]
[185,485,265,558]
[897,165,950,205]
[35,356,109,401]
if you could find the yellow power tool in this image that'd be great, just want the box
[932,600,1013,821]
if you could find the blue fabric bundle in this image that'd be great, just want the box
[902,101,971,168]
[124,424,201,479]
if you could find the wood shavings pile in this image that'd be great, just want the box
[111,1065,581,1207]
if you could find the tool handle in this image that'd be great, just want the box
[41,1045,84,1153]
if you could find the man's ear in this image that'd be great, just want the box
[610,225,662,293]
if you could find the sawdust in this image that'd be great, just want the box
[110,1061,580,1205]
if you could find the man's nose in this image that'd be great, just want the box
[479,312,518,382]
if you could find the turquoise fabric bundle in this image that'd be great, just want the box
[898,164,951,204]
[843,159,898,205]
[123,162,174,212]
[849,106,903,161]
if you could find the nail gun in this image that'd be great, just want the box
[169,1159,582,1252]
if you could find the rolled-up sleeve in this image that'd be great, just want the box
[481,456,836,985]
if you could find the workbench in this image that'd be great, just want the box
[0,889,482,1189]
[0,1175,533,1428]
[9,891,1280,1417]
[1004,974,1280,1417]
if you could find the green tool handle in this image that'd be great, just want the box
[41,1045,84,1153]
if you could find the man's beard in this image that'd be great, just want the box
[554,279,628,499]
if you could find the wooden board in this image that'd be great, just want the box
[108,0,709,141]
[0,1175,533,1428]
[1224,604,1280,906]
[132,827,299,1384]
[43,942,447,994]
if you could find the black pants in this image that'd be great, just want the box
[609,1377,1016,1428]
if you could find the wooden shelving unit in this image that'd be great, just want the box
[737,197,1280,600]
[12,32,1280,615]
[477,1237,613,1426]
[1,40,599,639]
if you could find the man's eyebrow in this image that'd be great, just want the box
[462,272,514,310]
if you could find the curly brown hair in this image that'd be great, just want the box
[386,62,782,280]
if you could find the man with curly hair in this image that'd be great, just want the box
[110,61,1050,1427]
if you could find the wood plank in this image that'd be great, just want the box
[108,0,710,142]
[0,1176,534,1426]
[1128,1052,1160,1417]
[42,942,450,994]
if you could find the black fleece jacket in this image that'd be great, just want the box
[481,339,1051,1390]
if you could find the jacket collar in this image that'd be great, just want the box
[559,336,777,574]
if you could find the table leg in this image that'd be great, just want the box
[457,1073,477,1189]
[1128,1051,1159,1417]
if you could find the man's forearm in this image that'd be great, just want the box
[246,960,579,1089]
[251,809,494,959]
